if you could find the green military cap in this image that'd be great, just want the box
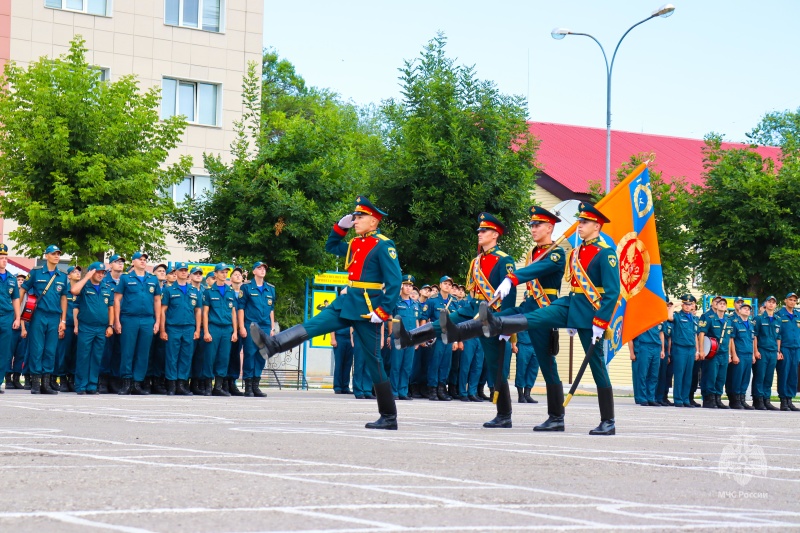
[577,202,611,224]
[477,212,506,236]
[352,196,388,221]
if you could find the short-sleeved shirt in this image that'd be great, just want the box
[76,282,114,327]
[731,314,755,356]
[239,281,276,327]
[755,312,781,352]
[203,283,236,327]
[0,272,20,316]
[161,283,201,327]
[116,272,161,318]
[65,282,79,325]
[634,323,663,349]
[393,298,419,331]
[21,267,68,315]
[698,312,732,355]
[671,311,698,348]
[777,307,800,349]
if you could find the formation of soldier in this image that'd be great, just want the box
[0,243,276,398]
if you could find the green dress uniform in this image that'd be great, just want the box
[203,272,237,389]
[250,196,402,430]
[21,262,68,382]
[74,264,114,393]
[0,248,20,390]
[116,262,161,391]
[161,274,200,388]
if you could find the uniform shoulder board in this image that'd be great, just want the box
[376,234,390,241]
[597,240,611,249]
[494,250,508,257]
[266,282,275,288]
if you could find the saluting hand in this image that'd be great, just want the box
[337,214,355,229]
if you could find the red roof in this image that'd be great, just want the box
[529,122,782,194]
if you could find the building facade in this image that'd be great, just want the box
[0,0,264,267]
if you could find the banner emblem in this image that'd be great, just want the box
[617,232,650,300]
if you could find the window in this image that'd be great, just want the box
[45,0,110,16]
[161,77,220,126]
[95,67,110,82]
[171,176,214,203]
[165,0,223,32]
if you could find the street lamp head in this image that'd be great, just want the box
[653,4,676,18]
[551,28,571,40]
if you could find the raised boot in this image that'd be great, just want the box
[251,323,308,359]
[437,384,451,401]
[524,387,537,403]
[534,383,565,432]
[117,378,132,395]
[715,394,730,409]
[589,387,616,435]
[243,378,254,397]
[131,381,150,395]
[212,377,231,397]
[753,396,766,410]
[764,397,779,411]
[11,373,23,389]
[252,378,267,397]
[176,380,193,396]
[741,394,754,410]
[41,374,58,395]
[479,304,530,338]
[483,379,512,428]
[702,395,717,408]
[780,397,789,411]
[728,393,743,409]
[228,378,244,396]
[165,380,176,396]
[517,387,526,404]
[393,321,437,350]
[365,381,398,430]
[30,375,41,395]
[440,313,484,344]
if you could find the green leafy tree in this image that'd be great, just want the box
[374,34,539,282]
[589,154,694,296]
[0,37,191,264]
[171,52,385,326]
[689,131,800,298]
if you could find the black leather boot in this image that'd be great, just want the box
[689,393,701,408]
[428,385,438,401]
[477,386,490,401]
[97,375,108,394]
[50,375,60,392]
[4,373,12,389]
[152,377,167,395]
[11,373,23,389]
[483,379,512,428]
[228,378,244,396]
[23,373,31,390]
[221,378,230,394]
[166,380,176,396]
[30,375,41,395]
[190,378,201,395]
[517,387,526,403]
[780,397,789,411]
[212,377,231,397]
[41,374,58,395]
[118,378,132,395]
[131,381,150,395]
[437,384,451,401]
[753,396,766,410]
[715,394,729,409]
[252,378,267,397]
[589,387,615,435]
[142,377,152,394]
[202,379,213,396]
[728,393,743,409]
[741,394,754,410]
[365,381,398,430]
[440,313,484,344]
[393,321,437,350]
[764,397,779,411]
[702,394,716,408]
[479,303,530,338]
[524,387,537,403]
[534,383,565,431]
[176,380,193,396]
[250,323,308,359]
[661,394,674,406]
[243,378,254,397]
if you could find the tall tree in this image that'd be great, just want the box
[589,155,694,297]
[0,37,191,264]
[375,34,539,281]
[171,52,385,326]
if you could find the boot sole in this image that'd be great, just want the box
[533,426,564,432]
[589,429,616,435]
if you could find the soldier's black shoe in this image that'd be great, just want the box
[251,323,308,359]
[702,395,716,408]
[753,396,765,410]
[152,377,168,395]
[86,389,98,395]
[212,377,231,397]
[534,383,566,431]
[30,375,41,395]
[49,375,59,392]
[117,378,132,395]
[243,378,254,397]
[189,378,201,395]
[483,415,512,428]
[689,394,701,408]
[468,395,483,402]
[740,394,754,410]
[41,374,58,395]
[440,313,484,344]
[131,382,150,395]
[228,378,244,396]
[11,373,23,389]
[428,386,438,401]
[479,303,529,338]
[647,401,661,406]
[202,379,213,396]
[252,378,267,397]
[787,398,800,411]
[661,395,674,406]
[460,395,470,402]
[366,381,398,430]
[436,384,451,401]
[764,398,779,411]
[517,387,526,403]
[476,387,490,401]
[23,374,31,390]
[524,387,537,403]
[176,380,193,396]
[59,377,71,392]
[715,394,729,409]
[4,373,12,388]
[398,395,413,401]
[729,394,744,409]
[394,321,437,349]
[589,386,615,435]
[166,380,176,396]
[780,398,790,411]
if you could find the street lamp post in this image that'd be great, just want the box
[552,4,675,193]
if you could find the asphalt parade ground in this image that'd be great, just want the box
[0,389,797,533]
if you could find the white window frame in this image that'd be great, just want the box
[172,175,213,203]
[164,0,225,33]
[44,0,112,17]
[161,77,222,127]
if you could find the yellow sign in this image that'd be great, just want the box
[188,263,215,276]
[313,271,349,286]
[311,290,337,347]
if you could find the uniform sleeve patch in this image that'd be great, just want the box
[608,256,617,268]
[551,253,559,262]
[699,320,707,328]
[388,247,397,260]
[506,264,514,274]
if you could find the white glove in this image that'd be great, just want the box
[567,328,577,337]
[337,214,355,229]
[499,335,511,342]
[369,311,384,324]
[592,325,605,344]
[495,278,512,300]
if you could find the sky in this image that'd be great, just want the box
[263,1,800,143]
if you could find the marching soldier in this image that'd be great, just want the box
[389,274,418,400]
[237,261,275,397]
[114,251,161,395]
[20,245,69,395]
[728,300,755,409]
[0,244,21,393]
[753,295,781,410]
[160,262,201,396]
[202,263,238,397]
[70,263,114,394]
[250,196,402,429]
[697,296,733,408]
[776,292,800,411]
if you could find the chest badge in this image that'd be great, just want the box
[149,286,155,294]
[228,301,233,308]
[267,298,273,306]
[104,297,108,304]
